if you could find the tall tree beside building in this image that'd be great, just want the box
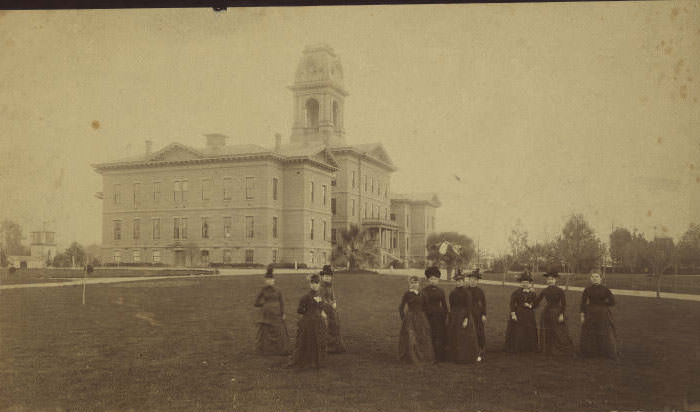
[0,220,30,265]
[647,237,676,298]
[557,214,603,274]
[609,227,632,271]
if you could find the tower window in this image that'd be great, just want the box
[332,101,339,128]
[305,98,320,129]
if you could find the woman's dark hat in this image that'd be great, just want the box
[322,265,334,276]
[516,271,533,282]
[453,271,465,281]
[543,271,560,278]
[265,265,274,278]
[467,268,482,279]
[424,266,442,279]
[309,274,321,284]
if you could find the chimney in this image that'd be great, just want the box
[274,133,281,151]
[204,134,227,152]
[145,140,153,155]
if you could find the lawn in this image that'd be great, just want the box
[480,271,700,295]
[0,273,699,412]
[0,267,214,285]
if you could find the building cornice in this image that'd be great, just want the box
[329,146,397,172]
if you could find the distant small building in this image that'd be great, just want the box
[8,230,56,269]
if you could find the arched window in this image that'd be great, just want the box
[332,100,339,127]
[305,98,319,128]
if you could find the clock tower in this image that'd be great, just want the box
[289,44,348,147]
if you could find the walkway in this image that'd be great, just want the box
[2,268,699,302]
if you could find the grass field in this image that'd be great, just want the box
[481,271,700,295]
[1,273,699,412]
[0,268,214,285]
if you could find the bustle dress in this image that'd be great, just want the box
[504,287,539,353]
[288,290,328,368]
[320,281,347,353]
[446,286,479,364]
[398,290,435,364]
[533,285,574,355]
[253,285,291,355]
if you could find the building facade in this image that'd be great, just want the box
[93,44,437,267]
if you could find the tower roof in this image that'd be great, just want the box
[291,44,347,96]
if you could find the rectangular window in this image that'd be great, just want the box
[245,177,255,199]
[390,213,396,221]
[385,185,389,198]
[272,178,278,201]
[223,249,232,264]
[364,202,368,218]
[113,184,121,205]
[133,249,141,263]
[352,199,355,216]
[133,183,140,207]
[46,232,54,243]
[272,249,278,263]
[153,182,160,203]
[322,185,327,205]
[331,198,336,215]
[364,176,367,192]
[371,177,374,194]
[323,220,327,241]
[246,216,254,239]
[113,220,121,240]
[272,216,278,239]
[310,181,315,203]
[352,171,356,189]
[200,250,210,265]
[174,218,188,239]
[201,179,212,201]
[309,250,315,265]
[310,219,314,240]
[224,216,232,239]
[152,249,160,264]
[432,216,435,230]
[331,178,336,187]
[377,182,381,196]
[174,181,188,202]
[331,228,337,243]
[133,219,140,240]
[152,218,160,240]
[223,177,232,200]
[112,250,121,264]
[245,249,254,264]
[32,232,41,244]
[385,208,388,220]
[201,217,209,238]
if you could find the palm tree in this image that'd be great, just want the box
[332,224,379,270]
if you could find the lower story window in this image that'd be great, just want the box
[201,250,210,265]
[112,250,121,264]
[152,249,160,264]
[223,249,232,264]
[245,249,254,264]
[133,250,141,263]
[272,249,278,263]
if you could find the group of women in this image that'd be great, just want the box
[253,264,345,368]
[252,264,618,370]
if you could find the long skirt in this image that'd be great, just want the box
[426,312,447,362]
[579,305,617,359]
[288,315,327,368]
[399,311,435,364]
[446,310,479,364]
[255,319,291,356]
[473,315,486,355]
[504,308,538,353]
[539,305,573,355]
[325,307,347,354]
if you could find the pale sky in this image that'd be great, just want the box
[0,3,699,253]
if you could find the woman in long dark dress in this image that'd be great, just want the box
[421,266,448,362]
[446,270,479,364]
[504,272,539,353]
[466,269,487,362]
[287,274,328,368]
[253,266,291,355]
[533,271,573,356]
[398,276,435,364]
[320,265,346,354]
[579,272,617,359]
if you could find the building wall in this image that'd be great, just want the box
[330,152,392,235]
[99,158,332,267]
